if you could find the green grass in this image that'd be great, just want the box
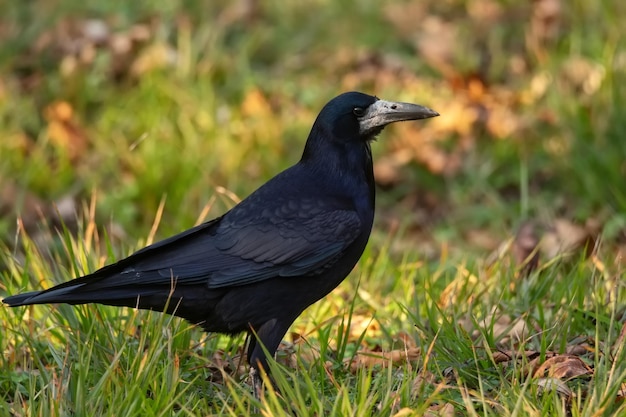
[1,0,626,415]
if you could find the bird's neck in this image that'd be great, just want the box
[301,139,375,209]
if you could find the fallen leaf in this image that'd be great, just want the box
[130,42,177,76]
[44,100,90,162]
[561,56,606,96]
[204,348,245,383]
[527,0,563,60]
[532,354,593,380]
[541,218,596,259]
[492,349,540,365]
[512,221,541,276]
[467,0,504,25]
[415,16,459,79]
[391,407,417,417]
[535,377,573,398]
[411,370,438,397]
[611,321,626,358]
[424,402,455,417]
[617,382,626,402]
[459,313,529,344]
[241,88,272,118]
[384,3,428,38]
[348,347,421,372]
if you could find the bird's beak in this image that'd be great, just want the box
[359,99,439,136]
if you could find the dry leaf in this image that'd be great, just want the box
[492,316,529,344]
[465,228,500,251]
[241,88,272,118]
[467,0,504,25]
[527,0,563,60]
[385,391,403,416]
[391,407,417,417]
[424,402,455,417]
[535,377,573,398]
[489,217,602,277]
[348,347,421,372]
[541,218,596,259]
[205,349,244,383]
[459,313,529,344]
[512,221,541,276]
[617,382,626,401]
[532,354,593,380]
[416,16,459,79]
[44,100,90,162]
[561,56,606,96]
[384,3,428,38]
[411,370,438,396]
[492,349,540,365]
[611,321,626,358]
[130,42,177,76]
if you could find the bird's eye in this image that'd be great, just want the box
[352,107,365,117]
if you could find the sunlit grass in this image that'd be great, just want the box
[1,0,626,415]
[2,207,625,415]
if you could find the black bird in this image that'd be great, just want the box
[3,92,438,392]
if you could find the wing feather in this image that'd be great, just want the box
[88,198,362,289]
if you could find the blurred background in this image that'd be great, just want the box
[0,0,624,269]
[2,2,626,414]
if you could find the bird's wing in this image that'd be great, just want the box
[82,197,362,289]
[200,207,361,287]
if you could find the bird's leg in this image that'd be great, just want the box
[249,365,263,400]
[244,334,263,399]
[246,319,291,397]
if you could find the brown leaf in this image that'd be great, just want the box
[465,228,500,251]
[274,340,299,369]
[512,221,541,276]
[384,2,428,38]
[566,342,593,356]
[415,16,459,79]
[411,370,438,397]
[373,150,412,187]
[561,56,606,96]
[492,349,540,365]
[215,0,261,27]
[429,98,479,137]
[0,181,46,229]
[424,402,455,417]
[241,88,272,118]
[611,321,626,358]
[617,382,626,402]
[532,354,593,380]
[489,217,602,277]
[458,313,529,344]
[390,407,416,417]
[541,218,596,259]
[535,377,573,398]
[0,179,81,244]
[204,348,246,383]
[44,100,90,162]
[467,0,505,25]
[348,347,421,372]
[527,0,563,60]
[492,316,530,344]
[347,313,380,341]
[130,42,177,76]
[385,391,403,416]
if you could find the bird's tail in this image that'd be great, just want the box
[3,280,209,326]
[3,279,165,308]
[3,291,46,306]
[3,281,99,306]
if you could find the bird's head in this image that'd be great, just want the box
[314,91,439,142]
